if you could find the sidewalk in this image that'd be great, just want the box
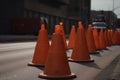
[0,35,37,43]
[0,35,69,43]
[95,54,120,80]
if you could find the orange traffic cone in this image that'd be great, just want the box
[78,21,85,30]
[107,29,112,46]
[109,30,114,45]
[112,31,116,45]
[86,25,99,54]
[59,22,67,49]
[28,24,50,66]
[118,30,120,45]
[115,30,119,45]
[104,30,109,46]
[54,25,62,34]
[99,28,106,50]
[116,30,120,45]
[112,30,116,45]
[39,27,76,79]
[93,26,101,50]
[69,22,94,62]
[67,25,76,49]
[112,30,119,45]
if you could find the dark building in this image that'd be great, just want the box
[117,19,120,29]
[0,0,91,35]
[68,0,91,28]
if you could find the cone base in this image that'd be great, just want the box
[67,47,73,49]
[39,72,76,79]
[89,52,100,54]
[68,58,94,62]
[66,48,71,50]
[104,48,109,50]
[28,62,44,67]
[97,49,103,51]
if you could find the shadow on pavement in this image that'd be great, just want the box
[90,53,102,57]
[71,61,101,69]
[80,62,101,69]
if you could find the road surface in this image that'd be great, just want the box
[0,42,120,80]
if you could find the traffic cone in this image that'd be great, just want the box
[39,27,76,79]
[69,22,94,62]
[111,30,115,45]
[67,25,76,49]
[104,30,109,46]
[107,29,112,46]
[78,21,85,30]
[99,28,107,50]
[112,30,119,45]
[103,30,108,49]
[59,22,67,49]
[54,25,62,34]
[118,30,120,45]
[112,31,116,45]
[86,25,99,54]
[109,30,114,45]
[28,24,50,66]
[115,30,119,45]
[116,30,120,45]
[93,26,101,50]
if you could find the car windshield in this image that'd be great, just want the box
[92,22,106,27]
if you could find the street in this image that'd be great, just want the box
[0,41,120,80]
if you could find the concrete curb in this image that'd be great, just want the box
[94,50,120,80]
[0,35,37,43]
[0,35,69,43]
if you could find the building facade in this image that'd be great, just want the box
[117,19,120,29]
[0,0,91,35]
[68,0,91,28]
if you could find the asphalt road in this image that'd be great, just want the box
[0,42,120,80]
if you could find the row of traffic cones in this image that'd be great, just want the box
[69,22,94,62]
[28,22,120,79]
[68,23,120,50]
[28,24,76,79]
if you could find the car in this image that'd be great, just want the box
[92,22,107,32]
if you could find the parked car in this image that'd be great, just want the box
[92,22,107,32]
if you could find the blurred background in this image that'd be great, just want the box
[0,0,120,35]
